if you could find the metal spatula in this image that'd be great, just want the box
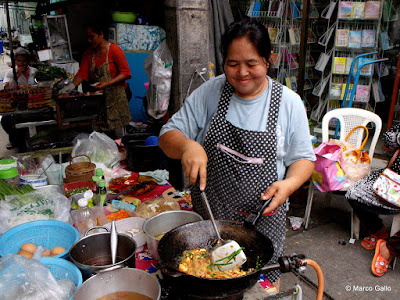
[201,192,247,271]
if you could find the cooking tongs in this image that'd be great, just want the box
[243,198,273,228]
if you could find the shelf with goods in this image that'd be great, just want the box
[310,0,392,135]
[43,14,73,63]
[246,0,320,102]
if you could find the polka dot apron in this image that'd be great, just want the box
[190,79,286,283]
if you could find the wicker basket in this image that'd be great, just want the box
[65,155,96,183]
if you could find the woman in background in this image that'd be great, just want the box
[61,21,132,138]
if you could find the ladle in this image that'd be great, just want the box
[110,220,118,265]
[200,191,246,271]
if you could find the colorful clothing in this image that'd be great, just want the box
[76,43,131,88]
[88,43,131,130]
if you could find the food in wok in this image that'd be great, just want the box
[178,247,254,279]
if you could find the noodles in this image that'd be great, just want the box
[178,248,253,279]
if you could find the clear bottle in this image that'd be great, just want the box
[76,198,97,236]
[97,179,107,207]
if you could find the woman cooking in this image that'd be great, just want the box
[159,18,315,285]
[60,22,132,137]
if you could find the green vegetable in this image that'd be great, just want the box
[0,179,34,200]
[34,66,68,82]
[68,187,90,195]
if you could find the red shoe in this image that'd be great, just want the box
[371,239,391,277]
[361,229,389,250]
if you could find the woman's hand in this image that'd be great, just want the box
[260,159,315,214]
[159,130,208,190]
[181,140,208,190]
[260,179,296,214]
[95,81,110,90]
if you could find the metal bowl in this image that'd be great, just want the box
[142,210,203,260]
[73,267,161,300]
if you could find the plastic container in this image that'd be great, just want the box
[0,166,19,188]
[20,174,47,189]
[75,198,97,236]
[0,159,17,170]
[45,163,63,185]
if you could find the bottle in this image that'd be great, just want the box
[97,179,107,207]
[76,197,96,236]
[92,168,105,193]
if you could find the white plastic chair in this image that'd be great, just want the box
[304,108,382,237]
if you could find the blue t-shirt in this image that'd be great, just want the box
[160,74,316,180]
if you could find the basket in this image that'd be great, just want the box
[63,181,96,197]
[40,257,83,288]
[65,155,96,183]
[0,220,79,259]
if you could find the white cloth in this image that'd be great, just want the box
[3,66,37,87]
[160,74,316,181]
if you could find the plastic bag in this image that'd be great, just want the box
[0,189,72,234]
[330,126,371,184]
[312,142,346,192]
[144,39,173,119]
[72,131,120,168]
[0,254,76,300]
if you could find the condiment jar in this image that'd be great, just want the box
[0,167,19,188]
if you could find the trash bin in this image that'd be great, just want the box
[122,134,163,172]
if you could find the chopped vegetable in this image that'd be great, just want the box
[67,187,90,195]
[106,209,130,221]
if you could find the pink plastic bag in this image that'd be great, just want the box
[312,142,346,192]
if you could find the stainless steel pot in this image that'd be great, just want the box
[68,227,136,279]
[142,210,203,260]
[73,266,161,300]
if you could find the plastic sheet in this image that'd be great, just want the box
[0,188,72,234]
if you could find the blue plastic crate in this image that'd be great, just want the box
[0,220,79,258]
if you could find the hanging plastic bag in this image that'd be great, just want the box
[71,131,120,169]
[144,39,173,119]
[312,141,346,192]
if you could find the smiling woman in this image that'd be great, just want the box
[158,18,315,286]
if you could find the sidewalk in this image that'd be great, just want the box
[280,180,400,299]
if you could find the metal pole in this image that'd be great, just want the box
[5,0,17,83]
[297,0,310,99]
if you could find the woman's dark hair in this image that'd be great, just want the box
[85,20,111,40]
[221,18,271,64]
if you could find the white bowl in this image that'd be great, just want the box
[104,217,146,252]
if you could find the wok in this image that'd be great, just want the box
[158,220,283,299]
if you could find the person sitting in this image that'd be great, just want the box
[372,231,400,276]
[345,123,400,274]
[3,47,37,89]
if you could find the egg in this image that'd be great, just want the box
[51,246,66,256]
[17,250,33,259]
[20,243,37,253]
[41,248,51,256]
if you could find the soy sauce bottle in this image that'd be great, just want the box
[97,179,107,207]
